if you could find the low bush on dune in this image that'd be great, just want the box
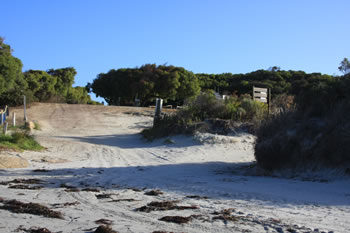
[255,74,350,172]
[0,131,43,151]
[141,92,268,140]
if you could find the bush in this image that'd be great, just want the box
[141,92,268,140]
[255,76,350,171]
[0,132,43,151]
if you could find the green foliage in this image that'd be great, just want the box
[91,64,200,106]
[180,92,267,122]
[0,37,25,105]
[24,70,57,102]
[66,86,92,104]
[338,58,350,74]
[255,74,350,171]
[0,132,43,151]
[141,92,268,140]
[47,67,76,97]
[0,38,95,106]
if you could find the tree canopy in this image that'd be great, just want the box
[0,37,98,106]
[90,64,200,106]
[339,58,350,74]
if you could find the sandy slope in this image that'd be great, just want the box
[0,103,349,233]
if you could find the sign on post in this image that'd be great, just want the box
[253,86,271,114]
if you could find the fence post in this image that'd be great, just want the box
[154,98,163,125]
[12,112,16,127]
[155,98,163,118]
[3,122,8,135]
[267,88,271,115]
[24,95,27,122]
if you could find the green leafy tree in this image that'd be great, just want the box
[0,37,25,104]
[66,86,93,104]
[338,58,350,74]
[24,70,57,102]
[91,64,200,106]
[47,67,77,98]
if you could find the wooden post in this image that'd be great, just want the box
[12,112,16,127]
[23,95,27,122]
[3,122,8,135]
[5,105,9,116]
[268,88,271,115]
[155,98,163,118]
[154,98,163,126]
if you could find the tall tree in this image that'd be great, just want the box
[0,37,24,96]
[24,70,57,102]
[91,64,200,106]
[47,67,77,97]
[338,58,350,75]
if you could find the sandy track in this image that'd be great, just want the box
[0,103,349,233]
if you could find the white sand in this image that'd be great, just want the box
[0,103,349,233]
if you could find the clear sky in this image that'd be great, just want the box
[1,0,349,101]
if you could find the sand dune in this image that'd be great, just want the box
[0,103,349,233]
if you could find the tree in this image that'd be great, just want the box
[24,70,57,102]
[47,67,77,98]
[91,64,200,106]
[0,37,25,97]
[338,58,350,74]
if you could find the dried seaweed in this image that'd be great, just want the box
[32,169,50,173]
[0,179,43,185]
[64,188,80,192]
[185,195,209,199]
[52,201,80,208]
[94,225,118,233]
[82,188,100,192]
[16,226,54,233]
[9,185,43,190]
[110,199,136,202]
[159,216,191,224]
[0,199,64,219]
[144,190,163,196]
[96,194,115,199]
[136,201,198,213]
[95,219,113,225]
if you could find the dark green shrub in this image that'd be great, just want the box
[141,92,268,140]
[255,75,350,171]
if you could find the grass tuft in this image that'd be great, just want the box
[0,132,43,151]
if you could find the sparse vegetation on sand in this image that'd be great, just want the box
[0,131,43,151]
[141,92,267,140]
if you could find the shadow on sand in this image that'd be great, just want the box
[1,161,349,207]
[54,133,201,149]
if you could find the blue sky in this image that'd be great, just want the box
[1,0,349,101]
